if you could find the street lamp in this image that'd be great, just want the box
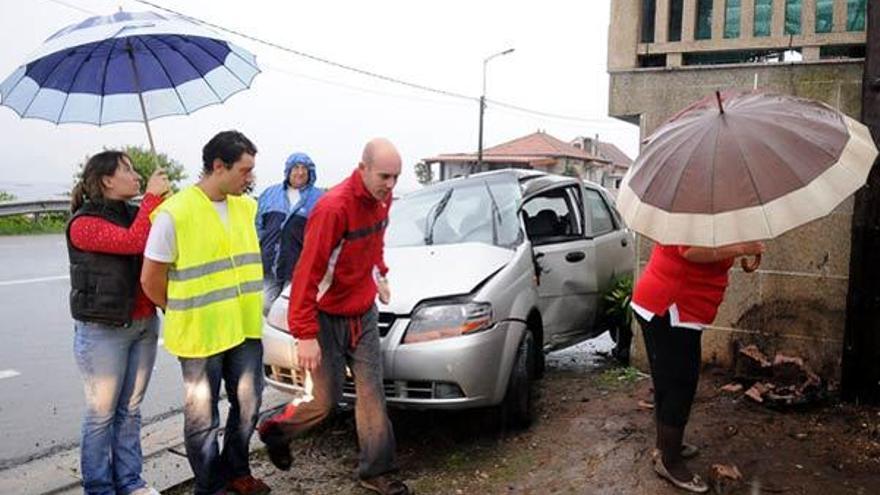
[475,47,514,174]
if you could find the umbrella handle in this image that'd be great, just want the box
[741,254,762,273]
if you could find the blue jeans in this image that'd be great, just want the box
[74,316,159,495]
[179,339,264,495]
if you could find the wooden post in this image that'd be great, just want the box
[842,0,880,404]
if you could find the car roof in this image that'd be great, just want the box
[405,169,608,201]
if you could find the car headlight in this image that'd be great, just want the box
[266,299,288,332]
[403,301,494,344]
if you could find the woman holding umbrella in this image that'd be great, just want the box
[617,91,878,493]
[632,241,763,492]
[67,151,169,495]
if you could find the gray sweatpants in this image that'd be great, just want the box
[266,305,397,479]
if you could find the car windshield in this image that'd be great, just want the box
[387,175,523,248]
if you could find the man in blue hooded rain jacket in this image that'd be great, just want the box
[256,152,323,314]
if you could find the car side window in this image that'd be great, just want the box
[522,186,584,245]
[584,188,615,236]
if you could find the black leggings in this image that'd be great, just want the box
[637,312,703,428]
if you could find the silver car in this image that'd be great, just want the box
[262,170,634,425]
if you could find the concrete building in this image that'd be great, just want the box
[608,0,867,378]
[423,130,615,184]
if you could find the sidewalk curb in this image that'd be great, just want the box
[0,390,290,495]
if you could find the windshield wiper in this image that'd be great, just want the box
[424,188,454,245]
[483,181,502,245]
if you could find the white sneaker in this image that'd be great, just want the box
[129,486,161,495]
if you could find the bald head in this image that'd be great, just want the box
[358,138,401,201]
[361,138,400,166]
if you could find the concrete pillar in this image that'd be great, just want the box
[608,0,640,70]
[712,0,726,39]
[741,0,756,38]
[802,45,822,60]
[772,0,787,37]
[682,0,697,41]
[833,0,848,32]
[656,0,671,42]
[668,52,684,66]
[803,0,817,35]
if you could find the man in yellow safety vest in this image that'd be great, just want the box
[141,130,270,495]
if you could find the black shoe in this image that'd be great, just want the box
[259,424,292,471]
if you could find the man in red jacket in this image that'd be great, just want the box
[258,138,408,495]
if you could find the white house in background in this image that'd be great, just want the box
[423,130,606,180]
[422,131,631,195]
[569,135,633,193]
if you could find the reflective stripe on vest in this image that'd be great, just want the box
[153,186,264,358]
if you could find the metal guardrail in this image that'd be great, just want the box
[0,199,70,218]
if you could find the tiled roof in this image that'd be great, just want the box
[595,142,633,167]
[424,131,608,164]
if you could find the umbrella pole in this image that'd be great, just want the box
[125,38,160,170]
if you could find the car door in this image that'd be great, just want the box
[582,186,635,333]
[521,184,598,350]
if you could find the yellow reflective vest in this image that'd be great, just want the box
[152,186,263,358]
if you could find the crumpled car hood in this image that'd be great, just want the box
[380,243,514,314]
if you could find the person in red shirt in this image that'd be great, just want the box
[258,138,409,495]
[66,151,169,495]
[632,242,764,493]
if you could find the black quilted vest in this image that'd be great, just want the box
[66,200,141,326]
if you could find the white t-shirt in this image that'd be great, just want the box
[144,200,229,263]
[286,187,301,209]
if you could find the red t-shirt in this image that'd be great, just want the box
[632,244,734,325]
[68,193,162,320]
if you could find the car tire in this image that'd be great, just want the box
[609,326,632,366]
[498,331,535,430]
[534,339,546,380]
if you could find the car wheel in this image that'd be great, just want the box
[610,326,632,366]
[498,331,535,430]
[534,337,545,380]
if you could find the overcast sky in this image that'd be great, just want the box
[0,0,639,195]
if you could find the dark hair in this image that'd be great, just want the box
[71,150,131,213]
[201,130,257,174]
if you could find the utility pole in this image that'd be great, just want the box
[842,0,880,404]
[472,48,514,175]
[476,94,485,173]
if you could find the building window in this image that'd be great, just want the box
[815,0,834,33]
[696,0,713,39]
[641,0,657,42]
[847,0,867,31]
[724,0,742,38]
[668,0,684,41]
[754,0,773,37]
[785,0,802,35]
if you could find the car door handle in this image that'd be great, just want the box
[565,251,586,263]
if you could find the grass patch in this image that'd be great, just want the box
[596,366,647,389]
[0,213,68,236]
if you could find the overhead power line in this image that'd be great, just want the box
[132,0,477,102]
[45,0,98,15]
[50,0,630,128]
[485,98,630,126]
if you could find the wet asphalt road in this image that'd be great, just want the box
[0,234,184,469]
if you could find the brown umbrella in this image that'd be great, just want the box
[617,91,878,254]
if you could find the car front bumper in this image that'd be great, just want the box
[261,317,526,410]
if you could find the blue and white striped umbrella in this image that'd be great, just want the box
[0,10,259,129]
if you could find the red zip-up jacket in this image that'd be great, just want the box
[288,169,390,340]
